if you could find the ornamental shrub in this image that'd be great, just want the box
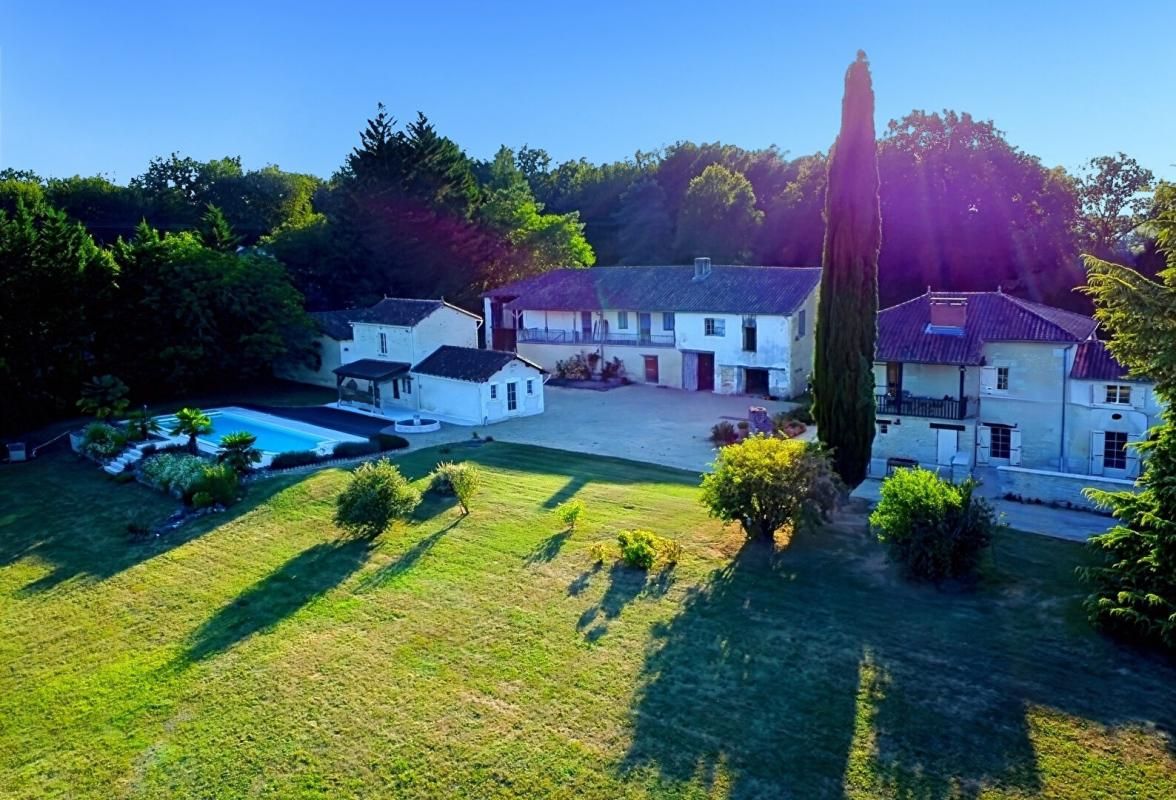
[191,491,215,509]
[270,450,321,469]
[140,452,207,498]
[555,499,585,531]
[218,431,261,475]
[335,459,421,537]
[374,433,410,451]
[710,421,738,446]
[615,529,681,570]
[430,461,481,514]
[80,422,128,460]
[333,440,381,459]
[195,463,239,506]
[870,468,997,581]
[700,436,841,540]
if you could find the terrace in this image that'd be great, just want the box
[875,392,973,420]
[517,327,675,348]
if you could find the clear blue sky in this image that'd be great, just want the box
[2,0,1173,182]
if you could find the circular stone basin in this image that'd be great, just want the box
[394,418,441,434]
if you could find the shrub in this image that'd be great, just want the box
[615,529,681,570]
[80,423,128,460]
[170,407,212,455]
[555,353,592,380]
[736,420,751,431]
[430,461,481,514]
[555,499,584,531]
[191,491,215,509]
[600,356,626,380]
[140,452,207,499]
[870,468,997,581]
[77,374,129,420]
[710,421,738,446]
[700,436,841,541]
[125,409,161,441]
[335,459,422,537]
[333,440,381,459]
[218,431,261,475]
[270,450,321,469]
[195,463,240,507]
[373,433,410,451]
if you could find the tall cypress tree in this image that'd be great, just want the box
[814,51,881,487]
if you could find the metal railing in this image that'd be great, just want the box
[875,393,971,419]
[517,328,675,347]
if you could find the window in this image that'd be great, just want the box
[704,318,725,336]
[1104,431,1128,470]
[617,311,629,330]
[662,312,675,331]
[402,378,411,395]
[989,425,1011,459]
[797,309,806,337]
[507,382,518,411]
[378,331,388,355]
[526,379,534,395]
[1105,384,1132,405]
[490,384,497,400]
[996,367,1009,391]
[878,420,890,434]
[742,323,757,352]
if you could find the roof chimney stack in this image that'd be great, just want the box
[693,257,712,281]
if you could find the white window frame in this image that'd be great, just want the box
[989,425,1012,460]
[526,379,534,395]
[996,366,1009,392]
[704,318,725,337]
[617,311,629,330]
[662,312,675,331]
[378,331,388,355]
[797,309,806,338]
[1104,384,1131,405]
[490,384,497,400]
[1103,430,1129,470]
[402,377,411,395]
[507,381,518,411]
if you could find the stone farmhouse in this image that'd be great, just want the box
[482,258,821,399]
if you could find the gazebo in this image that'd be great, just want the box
[332,359,410,414]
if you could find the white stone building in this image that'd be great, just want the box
[482,259,820,398]
[870,290,1164,498]
[281,297,545,426]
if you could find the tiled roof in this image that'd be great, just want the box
[484,265,821,316]
[312,298,479,339]
[1071,340,1137,381]
[876,291,1098,365]
[311,310,359,341]
[413,346,545,383]
[333,359,411,381]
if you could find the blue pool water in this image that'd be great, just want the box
[198,411,327,453]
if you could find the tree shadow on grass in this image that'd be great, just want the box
[623,514,1176,799]
[542,474,589,509]
[356,520,460,592]
[577,561,676,642]
[526,529,573,564]
[0,452,293,594]
[181,537,374,663]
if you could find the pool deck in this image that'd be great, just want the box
[245,405,393,438]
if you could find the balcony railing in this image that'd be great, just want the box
[875,393,971,420]
[517,328,675,348]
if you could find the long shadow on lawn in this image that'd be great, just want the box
[526,529,573,564]
[577,562,675,642]
[182,537,374,663]
[356,521,459,592]
[623,515,1176,800]
[0,453,293,594]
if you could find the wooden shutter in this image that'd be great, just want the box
[1126,433,1144,477]
[980,367,997,395]
[1089,431,1105,476]
[977,426,991,464]
[1009,429,1022,466]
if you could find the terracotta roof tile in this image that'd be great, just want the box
[1070,340,1136,381]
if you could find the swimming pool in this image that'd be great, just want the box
[157,407,364,459]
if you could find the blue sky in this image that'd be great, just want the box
[2,0,1173,182]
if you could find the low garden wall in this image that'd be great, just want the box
[995,465,1134,514]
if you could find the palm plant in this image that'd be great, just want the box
[125,408,161,441]
[218,431,261,475]
[77,374,130,420]
[170,407,213,455]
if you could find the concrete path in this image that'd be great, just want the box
[851,478,1112,542]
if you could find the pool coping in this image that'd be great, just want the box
[156,406,367,464]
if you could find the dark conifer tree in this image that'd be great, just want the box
[814,51,881,487]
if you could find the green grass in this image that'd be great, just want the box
[0,444,1172,799]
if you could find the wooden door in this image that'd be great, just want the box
[643,355,659,383]
[697,353,715,392]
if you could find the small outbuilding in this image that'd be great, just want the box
[411,346,546,425]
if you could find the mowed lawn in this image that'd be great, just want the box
[0,444,1173,799]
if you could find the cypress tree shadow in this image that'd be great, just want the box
[577,562,676,642]
[525,530,573,564]
[543,474,589,509]
[182,537,373,663]
[356,522,458,592]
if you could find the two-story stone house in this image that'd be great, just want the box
[482,258,821,398]
[871,290,1162,481]
[280,297,545,425]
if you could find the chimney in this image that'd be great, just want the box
[929,296,967,328]
[693,257,712,281]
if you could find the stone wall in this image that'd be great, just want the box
[995,465,1134,513]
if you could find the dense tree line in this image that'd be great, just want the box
[0,102,1161,435]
